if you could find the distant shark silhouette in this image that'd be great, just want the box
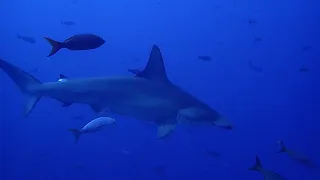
[0,45,233,138]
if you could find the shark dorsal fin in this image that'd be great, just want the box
[136,45,170,84]
[60,74,68,79]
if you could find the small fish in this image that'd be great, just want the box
[128,68,141,75]
[206,150,221,157]
[61,20,76,26]
[44,34,105,57]
[249,156,286,180]
[69,117,116,143]
[302,45,312,52]
[254,36,262,42]
[248,19,257,24]
[249,60,263,72]
[198,55,212,61]
[121,148,130,155]
[17,34,36,44]
[299,67,309,72]
[152,165,166,175]
[277,141,316,168]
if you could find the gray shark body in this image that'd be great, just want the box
[0,45,232,138]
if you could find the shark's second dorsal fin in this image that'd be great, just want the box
[136,45,171,84]
[60,74,68,79]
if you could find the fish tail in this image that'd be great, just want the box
[0,58,43,117]
[68,129,82,143]
[43,37,63,57]
[277,140,287,153]
[248,156,263,171]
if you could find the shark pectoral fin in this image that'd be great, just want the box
[213,116,233,130]
[25,94,42,117]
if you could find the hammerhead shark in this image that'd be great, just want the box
[0,45,233,138]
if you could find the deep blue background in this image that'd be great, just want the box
[1,0,320,179]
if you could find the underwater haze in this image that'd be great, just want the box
[1,0,320,179]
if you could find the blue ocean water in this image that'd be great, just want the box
[1,0,320,179]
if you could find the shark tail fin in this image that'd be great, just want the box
[43,37,63,57]
[249,156,263,171]
[0,58,42,117]
[69,129,82,143]
[277,140,287,153]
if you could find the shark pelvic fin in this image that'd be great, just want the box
[90,104,104,113]
[68,129,82,143]
[136,45,171,84]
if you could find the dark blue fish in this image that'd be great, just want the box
[17,34,36,44]
[44,34,105,57]
[248,19,257,24]
[198,55,212,61]
[61,20,76,26]
[299,67,309,72]
[302,45,312,52]
[254,36,262,43]
[249,60,263,72]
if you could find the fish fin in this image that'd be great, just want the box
[59,74,68,79]
[249,156,263,171]
[43,37,63,57]
[0,58,42,117]
[277,140,287,153]
[68,129,81,143]
[136,45,171,84]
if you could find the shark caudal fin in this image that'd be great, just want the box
[0,59,42,117]
[249,156,263,171]
[277,140,288,153]
[68,129,82,143]
[44,37,63,57]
